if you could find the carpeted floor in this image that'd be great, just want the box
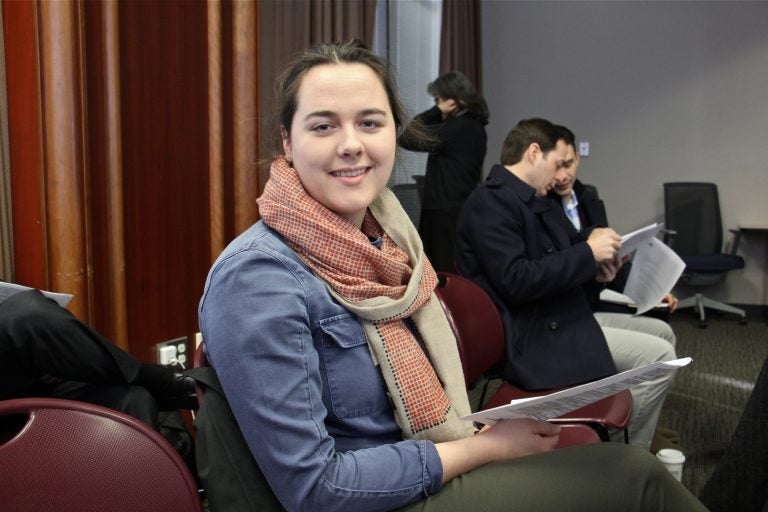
[659,310,768,497]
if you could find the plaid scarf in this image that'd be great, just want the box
[257,157,473,441]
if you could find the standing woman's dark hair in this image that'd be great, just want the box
[427,71,489,125]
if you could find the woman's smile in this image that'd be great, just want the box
[330,166,371,179]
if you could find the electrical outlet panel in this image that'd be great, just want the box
[156,336,189,366]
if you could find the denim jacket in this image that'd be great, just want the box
[199,221,443,512]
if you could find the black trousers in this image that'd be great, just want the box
[0,289,159,427]
[699,354,768,512]
[418,206,462,274]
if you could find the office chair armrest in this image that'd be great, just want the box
[728,228,742,255]
[660,228,677,246]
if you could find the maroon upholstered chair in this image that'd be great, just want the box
[435,272,633,446]
[0,397,202,512]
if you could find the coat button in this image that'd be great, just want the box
[548,321,559,331]
[544,246,554,254]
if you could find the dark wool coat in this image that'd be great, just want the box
[456,165,616,390]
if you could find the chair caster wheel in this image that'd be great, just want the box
[698,321,708,329]
[739,318,748,325]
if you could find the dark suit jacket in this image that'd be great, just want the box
[548,180,631,308]
[455,165,617,390]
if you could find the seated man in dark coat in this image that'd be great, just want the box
[455,118,677,450]
[0,287,196,429]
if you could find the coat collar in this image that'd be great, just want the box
[486,164,571,249]
[573,179,599,204]
[486,164,553,214]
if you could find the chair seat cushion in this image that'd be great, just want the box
[483,383,633,430]
[552,424,602,448]
[682,253,745,273]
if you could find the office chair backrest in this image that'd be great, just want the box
[390,183,421,228]
[412,175,426,202]
[664,182,723,256]
[0,397,202,512]
[434,272,505,386]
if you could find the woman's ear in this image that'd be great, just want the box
[281,126,291,157]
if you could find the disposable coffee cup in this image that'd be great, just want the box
[656,448,685,481]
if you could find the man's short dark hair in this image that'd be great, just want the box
[499,118,562,166]
[555,124,576,151]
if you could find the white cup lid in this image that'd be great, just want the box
[656,448,685,464]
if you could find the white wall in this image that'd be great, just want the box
[481,0,768,306]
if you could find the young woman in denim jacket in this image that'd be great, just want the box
[198,40,707,512]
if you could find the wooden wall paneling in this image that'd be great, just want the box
[118,0,211,362]
[220,0,236,243]
[3,0,47,290]
[98,1,128,347]
[0,3,13,282]
[38,0,91,320]
[232,0,259,234]
[207,0,225,262]
[82,0,129,348]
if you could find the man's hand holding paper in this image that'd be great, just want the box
[587,227,621,263]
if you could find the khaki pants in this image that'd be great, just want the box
[596,312,678,450]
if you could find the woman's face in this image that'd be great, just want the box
[283,63,396,228]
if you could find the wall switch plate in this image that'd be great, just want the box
[156,336,189,366]
[579,141,590,157]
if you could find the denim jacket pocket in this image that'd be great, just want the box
[319,314,390,419]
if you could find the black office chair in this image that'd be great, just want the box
[663,182,746,328]
[390,183,421,229]
[412,174,426,203]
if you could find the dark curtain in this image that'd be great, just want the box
[439,0,483,92]
[257,0,377,162]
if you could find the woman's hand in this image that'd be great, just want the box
[436,98,459,118]
[435,418,560,483]
[477,418,561,459]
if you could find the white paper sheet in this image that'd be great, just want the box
[461,357,692,424]
[599,287,668,310]
[599,288,635,306]
[623,237,685,314]
[619,222,662,259]
[0,282,73,308]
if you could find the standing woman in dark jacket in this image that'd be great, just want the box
[399,72,488,272]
